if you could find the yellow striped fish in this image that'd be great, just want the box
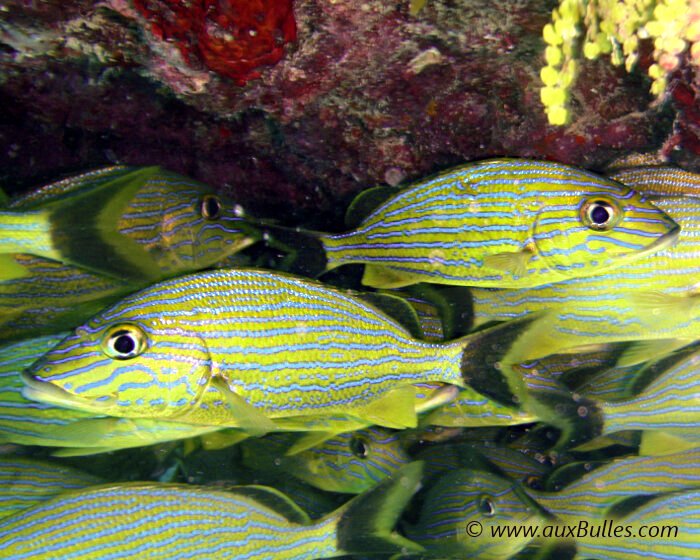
[21,269,535,438]
[471,194,700,364]
[0,334,220,455]
[405,455,700,560]
[608,163,700,197]
[241,428,411,494]
[297,159,679,289]
[0,166,258,282]
[404,467,548,559]
[0,462,424,559]
[0,458,101,520]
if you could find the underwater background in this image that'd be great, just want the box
[0,1,700,559]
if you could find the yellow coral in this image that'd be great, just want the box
[540,0,700,125]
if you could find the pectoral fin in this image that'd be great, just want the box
[639,431,699,456]
[616,338,693,368]
[482,249,531,277]
[199,429,250,450]
[362,265,424,289]
[210,377,277,437]
[286,431,339,456]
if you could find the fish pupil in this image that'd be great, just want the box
[350,437,370,459]
[478,496,496,517]
[590,204,610,225]
[113,334,135,355]
[201,195,222,220]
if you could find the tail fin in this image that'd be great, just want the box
[459,316,604,449]
[261,224,329,278]
[458,316,541,407]
[335,461,425,555]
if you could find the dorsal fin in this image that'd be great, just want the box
[355,292,424,339]
[229,485,311,524]
[345,186,400,228]
[9,166,134,210]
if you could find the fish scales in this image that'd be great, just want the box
[0,464,424,559]
[320,159,679,289]
[608,165,700,197]
[0,487,338,559]
[0,458,101,520]
[532,450,700,518]
[472,195,700,359]
[601,347,700,438]
[575,490,700,560]
[22,269,534,432]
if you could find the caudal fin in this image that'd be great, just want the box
[459,316,604,449]
[458,316,541,407]
[335,461,425,555]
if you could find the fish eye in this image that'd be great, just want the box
[101,324,148,360]
[201,194,222,220]
[580,198,621,231]
[349,436,370,459]
[478,495,496,517]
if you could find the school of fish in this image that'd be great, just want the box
[0,157,698,559]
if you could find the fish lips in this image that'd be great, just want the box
[21,369,114,413]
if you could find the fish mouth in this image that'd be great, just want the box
[21,370,112,413]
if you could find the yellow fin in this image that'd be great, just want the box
[361,265,424,289]
[0,254,30,280]
[482,250,530,277]
[361,385,418,429]
[210,377,278,436]
[414,383,460,414]
[199,429,249,450]
[286,431,338,456]
[639,431,699,456]
[630,291,699,316]
[616,338,693,368]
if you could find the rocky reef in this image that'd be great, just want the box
[1,0,698,227]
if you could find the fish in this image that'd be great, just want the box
[0,462,425,560]
[531,449,700,519]
[405,450,700,559]
[574,489,700,559]
[21,269,537,439]
[0,457,101,520]
[0,166,258,282]
[608,163,700,197]
[403,467,549,559]
[515,341,700,451]
[0,334,220,455]
[287,158,679,289]
[241,427,411,494]
[596,343,700,447]
[471,194,700,364]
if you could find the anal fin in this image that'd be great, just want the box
[362,265,424,289]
